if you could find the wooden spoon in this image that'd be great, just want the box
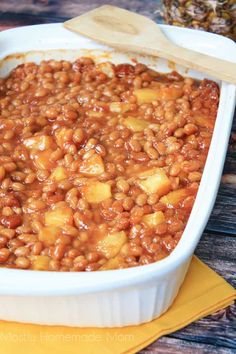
[64,5,236,84]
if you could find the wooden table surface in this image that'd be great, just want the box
[0,1,235,353]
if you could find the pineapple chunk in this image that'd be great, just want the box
[159,87,183,100]
[134,88,159,104]
[123,116,149,132]
[142,211,165,228]
[23,135,53,151]
[82,181,111,203]
[79,154,105,176]
[50,166,68,182]
[137,167,161,178]
[100,255,125,270]
[33,150,54,170]
[30,256,50,270]
[137,168,171,196]
[134,87,183,104]
[160,188,189,207]
[45,206,73,227]
[38,226,61,246]
[110,102,130,113]
[96,231,127,259]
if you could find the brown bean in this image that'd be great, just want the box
[14,246,30,257]
[86,252,100,263]
[15,256,30,269]
[130,152,149,162]
[52,244,66,260]
[0,248,10,262]
[73,256,88,271]
[123,197,134,211]
[0,235,8,248]
[0,215,22,229]
[0,166,6,181]
[31,241,43,255]
[135,193,147,207]
[116,179,129,193]
[49,259,60,271]
[184,123,198,135]
[0,228,16,239]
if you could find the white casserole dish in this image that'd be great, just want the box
[0,23,235,328]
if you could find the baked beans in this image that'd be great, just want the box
[0,57,219,271]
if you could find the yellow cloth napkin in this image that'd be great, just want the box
[0,256,235,354]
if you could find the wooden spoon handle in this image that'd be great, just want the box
[139,42,236,84]
[103,38,236,84]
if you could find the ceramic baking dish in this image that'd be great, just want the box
[0,23,235,328]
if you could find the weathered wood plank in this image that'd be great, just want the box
[223,156,236,175]
[0,0,163,24]
[170,304,236,349]
[168,233,236,349]
[232,113,236,132]
[206,113,236,235]
[141,233,236,352]
[140,336,236,353]
[0,0,61,16]
[57,0,161,21]
[0,12,66,26]
[207,184,236,235]
[195,232,236,285]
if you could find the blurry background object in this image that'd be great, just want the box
[161,0,236,40]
